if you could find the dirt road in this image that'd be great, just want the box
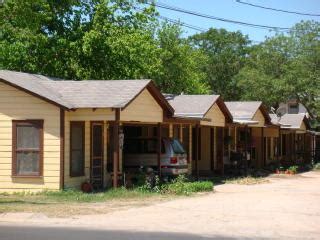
[1,171,320,239]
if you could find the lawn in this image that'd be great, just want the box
[0,179,214,217]
[0,188,169,217]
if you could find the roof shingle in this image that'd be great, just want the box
[0,70,152,109]
[164,94,220,118]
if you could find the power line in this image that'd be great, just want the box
[147,1,291,32]
[136,6,207,32]
[157,15,263,45]
[236,0,320,17]
[158,15,207,32]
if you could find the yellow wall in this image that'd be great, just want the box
[299,122,307,131]
[201,103,225,127]
[252,109,265,127]
[64,109,115,189]
[120,89,163,123]
[0,82,61,192]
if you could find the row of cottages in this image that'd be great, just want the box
[0,70,316,192]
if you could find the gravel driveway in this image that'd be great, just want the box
[1,171,320,240]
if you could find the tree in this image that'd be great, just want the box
[152,23,210,94]
[0,0,159,80]
[189,28,251,99]
[235,21,320,117]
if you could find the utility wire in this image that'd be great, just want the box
[158,15,207,32]
[157,15,263,44]
[236,0,320,17]
[147,1,291,31]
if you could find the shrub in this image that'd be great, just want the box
[313,163,320,170]
[288,165,299,174]
[161,175,213,195]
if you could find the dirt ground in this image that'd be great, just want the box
[1,171,320,239]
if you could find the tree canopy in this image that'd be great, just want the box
[0,1,319,118]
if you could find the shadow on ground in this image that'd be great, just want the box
[0,225,268,240]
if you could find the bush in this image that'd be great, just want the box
[161,175,213,195]
[313,163,320,170]
[288,165,299,174]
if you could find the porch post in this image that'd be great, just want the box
[304,133,307,163]
[157,123,162,177]
[113,109,120,188]
[195,124,200,180]
[188,124,192,174]
[234,126,237,151]
[277,128,281,166]
[179,124,183,142]
[261,127,264,168]
[244,125,248,176]
[169,124,173,138]
[210,127,214,171]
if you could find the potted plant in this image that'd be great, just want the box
[288,165,298,175]
[81,180,93,193]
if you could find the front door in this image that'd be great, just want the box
[91,122,104,189]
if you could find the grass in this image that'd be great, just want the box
[0,178,214,217]
[0,188,167,217]
[162,180,213,195]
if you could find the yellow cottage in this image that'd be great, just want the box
[270,113,312,165]
[164,94,233,177]
[0,70,173,192]
[225,101,277,171]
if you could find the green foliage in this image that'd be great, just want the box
[0,1,319,114]
[235,21,320,117]
[153,23,210,94]
[288,165,299,174]
[313,163,320,170]
[189,28,251,99]
[161,175,213,195]
[1,188,158,203]
[136,174,213,195]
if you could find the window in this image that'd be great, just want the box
[70,122,85,177]
[288,104,299,114]
[12,120,43,177]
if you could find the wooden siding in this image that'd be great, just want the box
[0,82,60,192]
[120,89,163,123]
[252,109,265,127]
[64,109,114,189]
[201,103,225,127]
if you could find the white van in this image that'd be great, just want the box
[124,138,188,176]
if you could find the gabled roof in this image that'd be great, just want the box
[0,70,173,113]
[270,113,310,130]
[164,94,232,122]
[225,101,271,124]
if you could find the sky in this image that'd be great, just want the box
[156,0,320,43]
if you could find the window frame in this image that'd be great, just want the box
[70,121,85,177]
[12,120,44,177]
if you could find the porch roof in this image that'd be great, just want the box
[270,113,310,130]
[164,94,232,122]
[225,101,271,125]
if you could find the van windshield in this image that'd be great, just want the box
[170,139,186,154]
